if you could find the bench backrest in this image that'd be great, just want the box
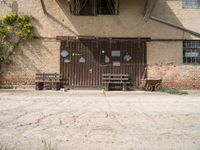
[36,73,62,81]
[102,74,129,83]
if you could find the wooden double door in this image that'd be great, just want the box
[60,38,147,88]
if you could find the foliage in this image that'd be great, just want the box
[160,88,188,95]
[0,13,34,74]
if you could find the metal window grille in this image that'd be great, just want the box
[97,0,116,15]
[71,0,119,16]
[182,0,200,8]
[183,41,200,64]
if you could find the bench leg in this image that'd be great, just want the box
[52,83,61,91]
[104,83,109,91]
[123,84,128,91]
[35,82,44,90]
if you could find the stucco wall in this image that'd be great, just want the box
[1,0,198,39]
[147,41,183,65]
[0,0,200,89]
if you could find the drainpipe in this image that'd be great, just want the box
[149,0,200,38]
[40,0,48,15]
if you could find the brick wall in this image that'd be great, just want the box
[147,41,200,89]
[148,65,200,89]
[0,39,60,85]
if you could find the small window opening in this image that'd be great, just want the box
[71,0,118,16]
[183,40,200,64]
[182,0,200,8]
[97,0,115,15]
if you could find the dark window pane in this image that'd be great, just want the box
[97,0,115,15]
[72,0,118,16]
[74,0,94,16]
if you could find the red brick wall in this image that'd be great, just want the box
[148,65,200,89]
[0,76,35,85]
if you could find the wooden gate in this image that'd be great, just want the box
[60,38,148,88]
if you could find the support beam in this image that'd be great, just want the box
[149,0,200,38]
[150,16,200,37]
[143,0,149,16]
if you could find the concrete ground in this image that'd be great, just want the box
[0,90,200,150]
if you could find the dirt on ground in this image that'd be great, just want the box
[0,90,200,150]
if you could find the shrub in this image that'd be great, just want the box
[0,13,35,74]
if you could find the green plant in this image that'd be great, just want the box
[160,88,188,95]
[0,13,35,74]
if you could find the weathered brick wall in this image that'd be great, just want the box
[147,41,200,89]
[148,65,200,89]
[0,39,60,85]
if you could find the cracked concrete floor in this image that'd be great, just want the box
[0,90,200,150]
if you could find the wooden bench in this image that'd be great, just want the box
[102,74,131,91]
[35,73,62,90]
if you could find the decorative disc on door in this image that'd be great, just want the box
[61,50,69,57]
[64,59,70,63]
[79,57,86,64]
[123,54,132,62]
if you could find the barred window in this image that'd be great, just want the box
[182,0,200,8]
[71,0,119,16]
[97,0,116,15]
[183,41,200,64]
[73,0,95,16]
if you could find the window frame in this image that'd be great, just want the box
[182,0,200,9]
[183,40,200,65]
[71,0,119,16]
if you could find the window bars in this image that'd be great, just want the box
[182,0,200,8]
[183,40,200,64]
[70,0,119,16]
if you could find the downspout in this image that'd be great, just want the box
[40,0,48,14]
[149,0,200,37]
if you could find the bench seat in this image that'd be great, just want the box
[102,74,131,91]
[35,73,62,90]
